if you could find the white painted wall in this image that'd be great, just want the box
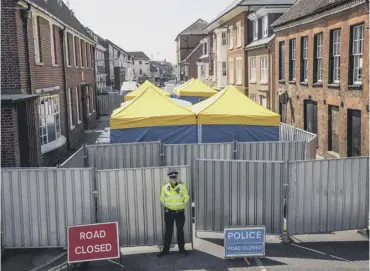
[133,60,151,79]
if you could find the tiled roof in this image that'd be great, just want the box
[272,0,349,27]
[245,35,275,50]
[175,19,208,40]
[31,0,92,39]
[129,51,150,60]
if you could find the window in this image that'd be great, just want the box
[253,20,258,41]
[50,23,57,65]
[139,69,143,75]
[313,33,323,82]
[222,61,227,76]
[80,40,84,67]
[300,36,308,82]
[329,29,341,83]
[203,42,208,55]
[350,24,364,85]
[259,95,267,108]
[89,86,95,113]
[289,39,296,81]
[250,57,256,82]
[85,42,89,68]
[139,60,142,64]
[65,34,72,66]
[228,26,233,49]
[328,105,339,153]
[260,56,268,83]
[73,37,79,67]
[222,32,227,46]
[200,65,205,76]
[90,45,94,68]
[262,15,268,38]
[33,16,42,63]
[347,109,361,157]
[279,41,285,81]
[75,87,81,123]
[67,88,75,129]
[228,58,234,83]
[236,57,242,84]
[236,22,242,47]
[39,95,61,146]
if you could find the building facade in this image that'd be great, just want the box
[273,0,369,158]
[196,37,210,83]
[1,0,96,167]
[129,51,151,84]
[179,43,202,81]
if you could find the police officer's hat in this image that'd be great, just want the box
[167,171,179,179]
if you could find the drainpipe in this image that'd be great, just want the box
[60,26,71,149]
[20,3,32,94]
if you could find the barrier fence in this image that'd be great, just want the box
[98,93,125,116]
[1,168,95,248]
[59,146,85,168]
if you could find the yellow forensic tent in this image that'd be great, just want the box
[191,85,280,143]
[173,78,195,93]
[124,80,170,101]
[174,78,218,97]
[110,86,197,144]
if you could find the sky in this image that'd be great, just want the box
[66,0,233,64]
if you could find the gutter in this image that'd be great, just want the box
[60,26,71,149]
[20,3,32,94]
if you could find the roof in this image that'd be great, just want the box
[174,78,218,97]
[129,51,150,60]
[272,0,349,27]
[191,85,280,126]
[245,34,275,50]
[150,63,158,72]
[124,81,170,101]
[110,86,196,129]
[104,39,130,55]
[175,19,208,40]
[181,43,202,63]
[1,94,39,104]
[31,0,92,40]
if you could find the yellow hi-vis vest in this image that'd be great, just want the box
[160,182,190,211]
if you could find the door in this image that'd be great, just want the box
[304,100,318,134]
[81,85,90,130]
[347,109,361,157]
[328,106,340,153]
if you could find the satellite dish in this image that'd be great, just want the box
[126,67,134,81]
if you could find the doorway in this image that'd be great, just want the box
[347,109,361,157]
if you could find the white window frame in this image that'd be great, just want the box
[316,33,323,82]
[65,33,71,67]
[352,24,364,85]
[80,39,84,67]
[33,15,42,64]
[221,32,227,46]
[67,88,75,130]
[250,57,256,82]
[332,30,341,83]
[39,95,62,148]
[290,39,296,80]
[262,15,268,38]
[228,26,233,49]
[222,61,227,77]
[50,22,57,65]
[228,58,234,84]
[260,56,268,83]
[253,20,258,41]
[236,57,242,85]
[73,36,78,67]
[236,22,242,47]
[302,37,308,82]
[75,87,81,123]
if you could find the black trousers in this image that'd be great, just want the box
[163,209,185,252]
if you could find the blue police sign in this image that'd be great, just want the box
[224,226,266,258]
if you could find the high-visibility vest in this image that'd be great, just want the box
[160,182,190,211]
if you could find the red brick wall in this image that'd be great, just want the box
[275,3,369,157]
[188,45,202,79]
[1,105,21,167]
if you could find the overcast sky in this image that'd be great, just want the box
[66,0,232,63]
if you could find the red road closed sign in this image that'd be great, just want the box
[68,222,119,263]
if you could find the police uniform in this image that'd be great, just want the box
[158,171,190,257]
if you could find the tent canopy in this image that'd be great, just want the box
[111,86,196,129]
[173,78,195,93]
[124,80,170,101]
[191,85,280,126]
[174,78,218,97]
[120,98,192,108]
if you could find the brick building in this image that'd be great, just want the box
[273,0,369,157]
[1,0,96,167]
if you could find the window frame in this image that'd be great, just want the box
[253,20,258,41]
[80,39,84,67]
[250,57,256,82]
[228,58,234,84]
[221,32,227,46]
[300,36,308,82]
[33,15,43,64]
[85,42,89,68]
[260,56,268,83]
[351,24,364,85]
[222,61,227,77]
[315,33,323,82]
[329,29,341,84]
[39,95,62,148]
[75,87,81,124]
[228,26,234,49]
[262,15,268,38]
[236,22,242,47]
[279,41,285,81]
[50,22,57,66]
[236,57,242,85]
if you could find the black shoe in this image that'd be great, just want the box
[157,251,168,258]
[179,249,189,256]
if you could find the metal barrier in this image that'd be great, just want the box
[86,142,161,170]
[96,166,192,247]
[287,157,369,235]
[59,146,86,168]
[1,168,95,248]
[195,159,285,235]
[98,93,125,116]
[236,141,307,161]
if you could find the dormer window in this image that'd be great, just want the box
[262,15,268,38]
[203,42,208,55]
[252,20,258,41]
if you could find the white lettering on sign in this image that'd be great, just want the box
[228,231,263,240]
[74,244,112,254]
[80,230,106,240]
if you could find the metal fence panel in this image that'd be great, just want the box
[98,93,125,116]
[96,166,192,247]
[237,141,307,162]
[1,168,95,248]
[87,142,161,170]
[287,157,369,235]
[60,146,85,168]
[195,159,284,234]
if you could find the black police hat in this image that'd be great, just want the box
[167,171,179,179]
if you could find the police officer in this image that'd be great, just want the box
[158,171,190,257]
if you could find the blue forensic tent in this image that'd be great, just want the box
[110,86,197,144]
[174,78,218,104]
[191,85,280,143]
